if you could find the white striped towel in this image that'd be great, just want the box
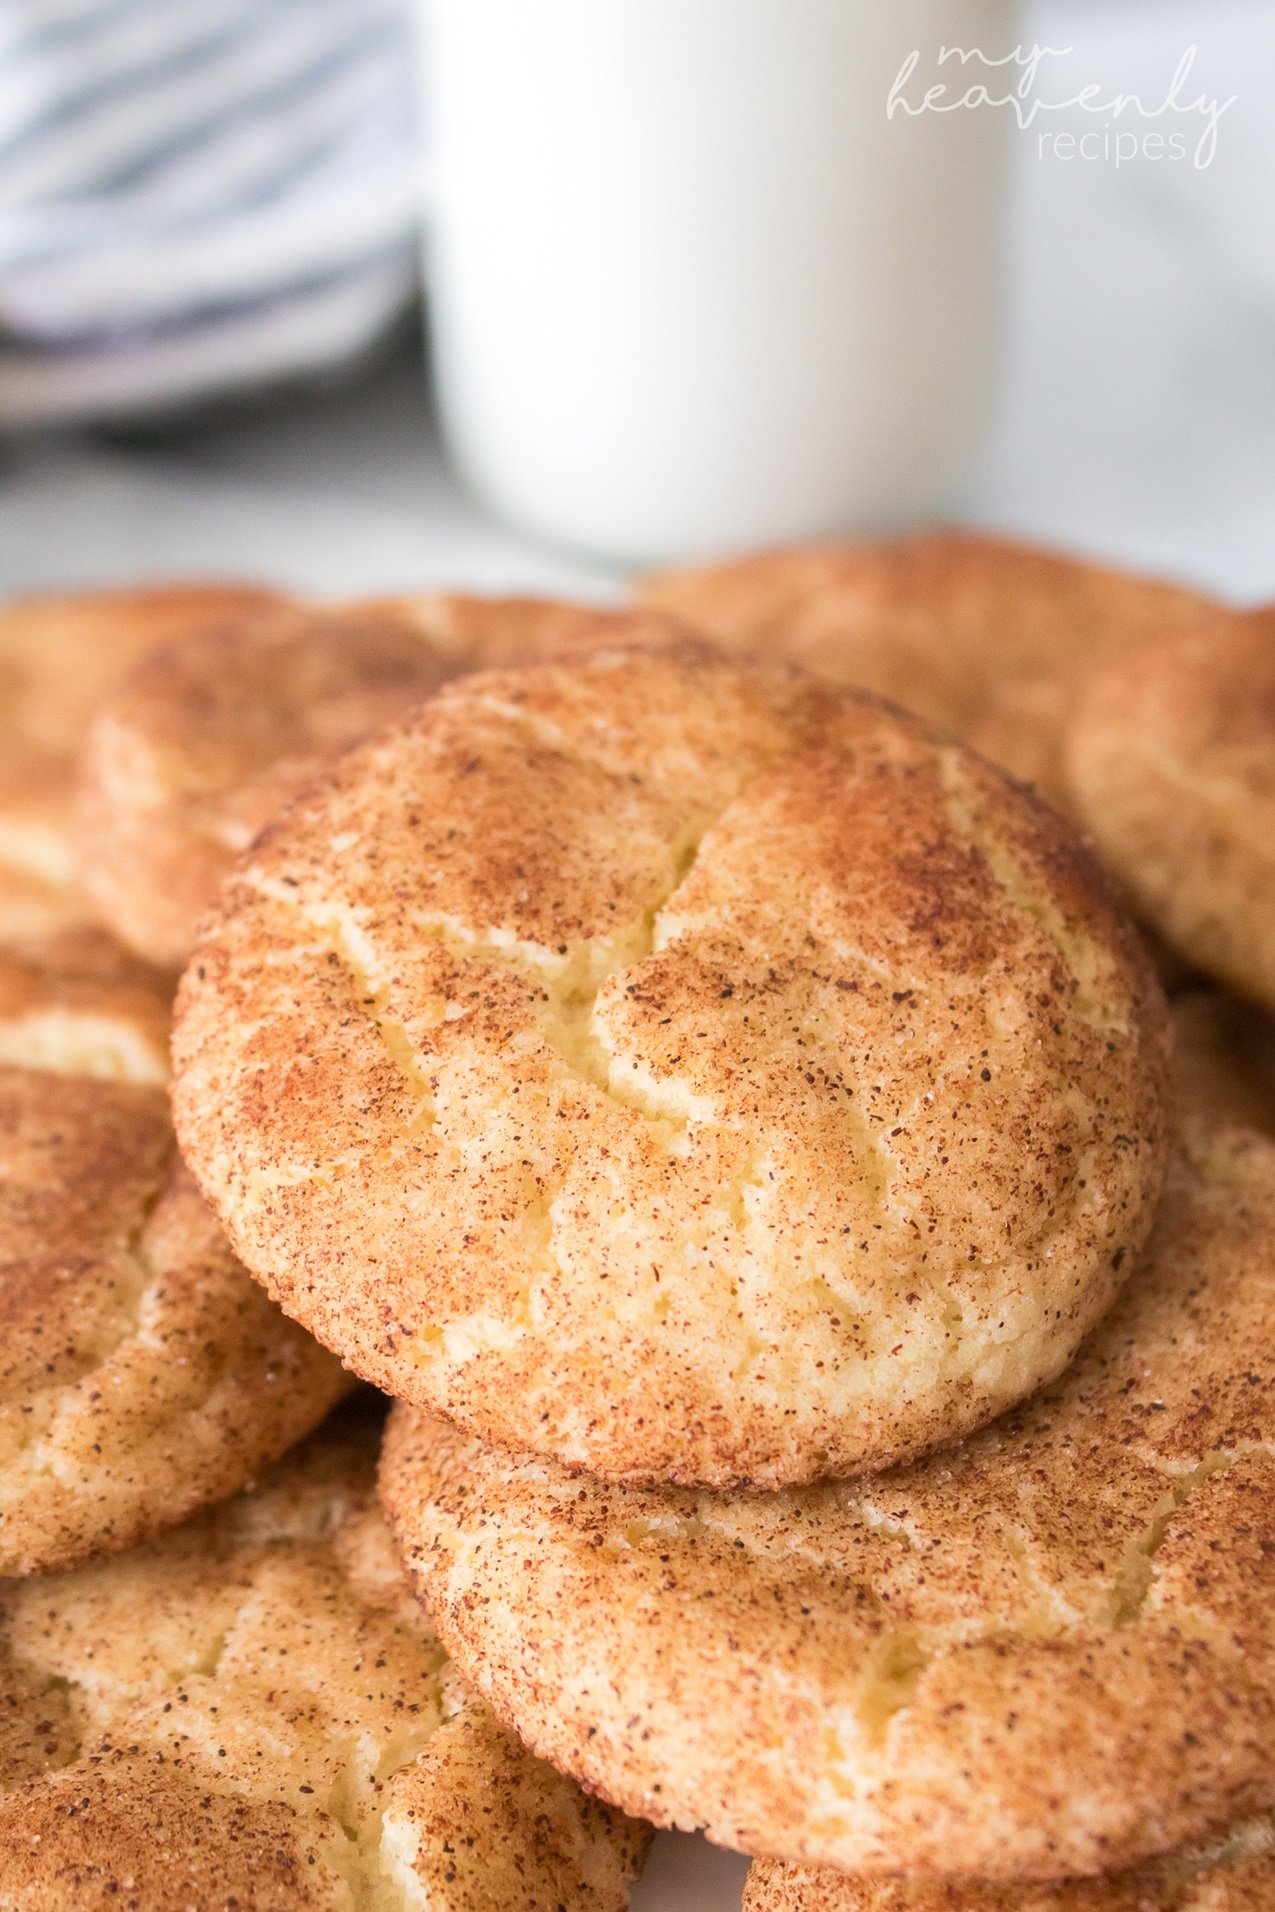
[0,0,421,425]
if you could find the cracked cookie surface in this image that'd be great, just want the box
[1066,606,1275,1012]
[174,648,1170,1488]
[640,531,1216,814]
[381,1118,1275,1880]
[0,933,349,1574]
[743,1809,1275,1911]
[0,1401,647,1910]
[78,595,682,967]
[0,582,283,942]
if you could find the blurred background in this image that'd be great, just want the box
[0,0,1271,598]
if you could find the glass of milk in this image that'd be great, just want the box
[417,0,1016,564]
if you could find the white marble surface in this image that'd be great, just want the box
[0,5,1271,1907]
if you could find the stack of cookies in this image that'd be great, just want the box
[0,533,1271,1910]
[0,590,654,1908]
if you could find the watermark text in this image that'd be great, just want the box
[887,44,1236,169]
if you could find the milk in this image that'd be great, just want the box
[418,0,1015,563]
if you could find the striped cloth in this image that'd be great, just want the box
[0,0,421,425]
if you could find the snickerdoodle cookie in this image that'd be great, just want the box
[641,532,1216,811]
[0,1401,646,1910]
[381,1116,1275,1881]
[78,595,680,967]
[0,934,349,1574]
[0,582,284,941]
[743,1813,1275,1912]
[1066,607,1275,1010]
[176,648,1169,1489]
